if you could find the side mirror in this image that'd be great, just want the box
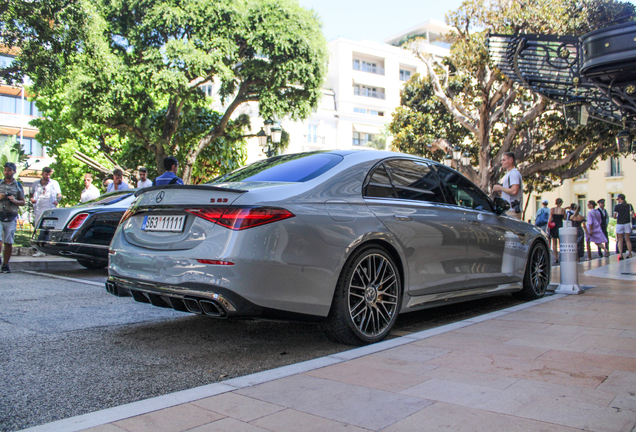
[494,197,510,215]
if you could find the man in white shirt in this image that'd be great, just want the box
[106,169,131,193]
[136,167,152,188]
[492,152,523,219]
[31,167,62,256]
[80,173,100,203]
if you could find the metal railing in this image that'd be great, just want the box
[352,62,385,75]
[605,171,624,177]
[354,88,386,99]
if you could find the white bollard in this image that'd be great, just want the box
[555,226,584,294]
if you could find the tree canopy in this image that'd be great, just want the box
[16,0,328,184]
[391,0,635,195]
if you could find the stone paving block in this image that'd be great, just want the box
[250,408,370,432]
[371,344,450,363]
[505,379,616,407]
[186,417,270,432]
[596,370,636,395]
[81,425,128,432]
[610,394,636,412]
[305,361,431,392]
[381,401,583,432]
[192,393,285,422]
[536,349,636,372]
[113,403,225,432]
[236,374,433,431]
[348,354,439,375]
[422,367,519,390]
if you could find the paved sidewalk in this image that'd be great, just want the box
[22,258,636,432]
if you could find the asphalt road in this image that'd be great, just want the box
[0,262,525,432]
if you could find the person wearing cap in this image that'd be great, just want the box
[80,173,100,203]
[0,162,26,273]
[136,167,152,188]
[597,198,610,257]
[30,167,62,254]
[534,199,550,233]
[614,193,633,260]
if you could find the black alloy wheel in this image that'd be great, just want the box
[513,242,550,300]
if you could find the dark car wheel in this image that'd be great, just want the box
[76,259,107,270]
[322,246,401,345]
[513,242,550,300]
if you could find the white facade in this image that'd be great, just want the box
[237,19,453,163]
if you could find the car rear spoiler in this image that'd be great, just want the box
[134,184,248,197]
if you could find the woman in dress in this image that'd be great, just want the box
[586,200,609,258]
[548,198,566,263]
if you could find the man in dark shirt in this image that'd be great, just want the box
[0,162,26,273]
[597,199,610,257]
[614,193,633,259]
[153,157,184,186]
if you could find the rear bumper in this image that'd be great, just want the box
[31,240,109,262]
[105,276,324,322]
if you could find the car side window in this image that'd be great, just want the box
[384,159,446,203]
[363,164,396,198]
[435,165,493,212]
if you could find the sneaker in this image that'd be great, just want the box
[1,264,10,273]
[32,251,45,257]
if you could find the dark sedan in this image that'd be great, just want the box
[31,190,136,269]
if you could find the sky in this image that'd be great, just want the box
[297,0,468,42]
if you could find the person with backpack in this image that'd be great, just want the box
[0,162,26,273]
[153,157,184,186]
[614,193,633,260]
[534,199,550,233]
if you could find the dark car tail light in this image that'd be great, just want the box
[67,213,90,230]
[184,207,295,231]
[120,208,135,224]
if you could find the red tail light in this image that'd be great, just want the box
[184,207,295,230]
[67,213,90,230]
[120,208,135,224]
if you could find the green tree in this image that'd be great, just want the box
[32,0,327,184]
[0,135,30,176]
[0,0,87,86]
[392,0,634,193]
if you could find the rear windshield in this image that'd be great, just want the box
[79,191,134,206]
[209,152,343,183]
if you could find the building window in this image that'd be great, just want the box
[399,69,412,81]
[535,197,542,216]
[353,132,374,146]
[0,94,40,116]
[307,124,317,143]
[354,107,384,116]
[577,195,587,217]
[611,193,620,216]
[353,85,385,100]
[200,84,214,98]
[609,157,622,176]
[352,58,384,75]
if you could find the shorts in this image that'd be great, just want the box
[0,219,17,244]
[616,223,632,234]
[507,210,522,220]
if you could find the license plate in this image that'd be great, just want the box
[42,219,57,228]
[142,215,185,232]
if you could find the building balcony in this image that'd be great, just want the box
[352,62,385,76]
[353,89,386,100]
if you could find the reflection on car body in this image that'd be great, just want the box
[106,151,550,345]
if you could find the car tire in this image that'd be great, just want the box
[76,259,107,270]
[321,246,401,345]
[512,242,550,300]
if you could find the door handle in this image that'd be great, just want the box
[393,215,412,221]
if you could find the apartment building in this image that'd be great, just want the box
[527,155,635,220]
[242,19,453,162]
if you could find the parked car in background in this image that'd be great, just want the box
[32,190,136,269]
[106,151,550,345]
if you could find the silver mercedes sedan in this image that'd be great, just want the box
[106,150,550,345]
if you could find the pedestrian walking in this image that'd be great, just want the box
[137,167,152,188]
[548,198,566,264]
[106,169,131,193]
[30,166,62,255]
[153,157,184,186]
[0,162,26,273]
[534,199,550,233]
[492,152,523,219]
[80,173,100,203]
[613,193,634,260]
[597,198,610,256]
[587,200,610,259]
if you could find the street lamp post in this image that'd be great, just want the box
[257,121,283,158]
[444,146,472,168]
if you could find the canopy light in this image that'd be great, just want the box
[563,97,589,128]
[616,129,632,154]
[461,152,471,167]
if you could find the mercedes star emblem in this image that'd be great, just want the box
[156,191,165,203]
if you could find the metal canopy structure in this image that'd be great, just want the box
[488,21,636,130]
